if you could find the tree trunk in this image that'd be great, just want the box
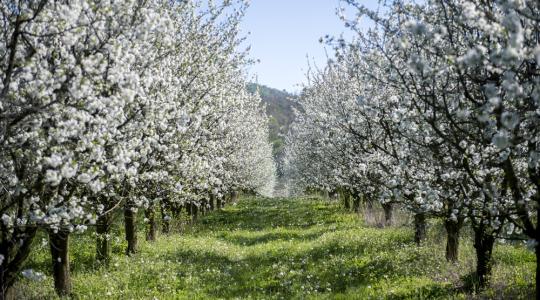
[217,197,223,209]
[162,218,170,234]
[209,194,215,211]
[444,219,462,262]
[536,204,539,300]
[145,207,156,242]
[187,203,192,224]
[0,273,13,300]
[49,230,71,297]
[201,199,207,216]
[171,204,182,219]
[382,203,393,227]
[0,283,13,300]
[473,226,495,287]
[414,213,426,246]
[343,190,350,210]
[124,205,138,255]
[96,213,112,263]
[536,242,539,300]
[0,228,37,300]
[365,195,373,215]
[161,205,170,234]
[535,204,540,299]
[192,203,198,222]
[352,192,361,213]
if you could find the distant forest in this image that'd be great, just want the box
[247,83,297,175]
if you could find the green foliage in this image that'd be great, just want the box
[247,83,297,162]
[16,197,535,299]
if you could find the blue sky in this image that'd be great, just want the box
[240,0,355,93]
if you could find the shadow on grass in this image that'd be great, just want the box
[198,198,346,232]
[160,229,424,299]
[20,196,531,299]
[219,230,326,246]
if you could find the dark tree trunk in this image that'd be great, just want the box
[352,192,361,213]
[209,194,215,211]
[473,226,495,287]
[171,204,182,219]
[536,243,539,300]
[201,199,207,216]
[192,203,198,222]
[124,205,138,255]
[161,205,170,234]
[0,273,13,300]
[364,194,373,215]
[343,190,350,210]
[535,204,540,299]
[0,228,37,300]
[231,191,239,203]
[187,202,192,223]
[366,198,373,210]
[0,283,13,300]
[414,213,427,246]
[145,207,157,242]
[217,197,223,209]
[382,203,393,226]
[96,213,112,263]
[49,230,71,297]
[444,219,462,262]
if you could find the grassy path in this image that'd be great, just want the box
[17,197,535,299]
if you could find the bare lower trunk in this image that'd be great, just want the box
[414,213,426,246]
[0,228,37,300]
[201,199,207,216]
[173,204,182,218]
[536,243,539,300]
[352,192,361,213]
[473,226,495,288]
[161,206,170,234]
[145,207,156,242]
[209,194,215,211]
[96,213,112,263]
[0,285,13,300]
[343,190,350,210]
[231,191,239,203]
[444,219,462,262]
[382,203,393,226]
[365,196,373,215]
[192,203,198,222]
[49,230,71,297]
[124,205,138,255]
[217,197,223,209]
[535,204,540,299]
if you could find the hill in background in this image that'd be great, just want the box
[247,83,298,170]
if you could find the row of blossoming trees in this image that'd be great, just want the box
[0,0,276,297]
[285,0,539,293]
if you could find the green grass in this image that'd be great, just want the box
[15,196,535,299]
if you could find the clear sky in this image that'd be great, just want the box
[240,0,355,93]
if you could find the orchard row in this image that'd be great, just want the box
[0,0,276,298]
[285,0,539,293]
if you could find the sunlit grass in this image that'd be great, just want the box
[15,196,535,299]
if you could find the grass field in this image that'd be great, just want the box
[15,196,535,299]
